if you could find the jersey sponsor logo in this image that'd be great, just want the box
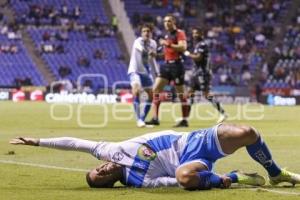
[133,162,148,170]
[112,152,124,162]
[137,144,157,161]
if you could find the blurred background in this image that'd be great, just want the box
[0,0,299,106]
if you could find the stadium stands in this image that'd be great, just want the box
[27,27,128,91]
[1,0,129,91]
[123,0,295,88]
[0,0,299,95]
[124,0,198,38]
[11,0,108,25]
[0,27,46,86]
[201,0,292,87]
[262,25,300,89]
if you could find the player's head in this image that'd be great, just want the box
[163,14,176,31]
[141,24,153,40]
[192,27,204,41]
[86,162,123,188]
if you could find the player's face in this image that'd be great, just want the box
[141,27,152,40]
[192,29,202,41]
[163,16,175,31]
[87,162,123,188]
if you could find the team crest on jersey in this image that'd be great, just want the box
[137,144,157,161]
[112,152,124,162]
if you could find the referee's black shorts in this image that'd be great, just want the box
[158,60,185,85]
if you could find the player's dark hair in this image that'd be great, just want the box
[85,171,116,188]
[86,172,98,188]
[192,27,205,40]
[192,26,204,35]
[164,14,176,23]
[140,23,153,32]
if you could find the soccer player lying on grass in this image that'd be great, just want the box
[10,123,300,190]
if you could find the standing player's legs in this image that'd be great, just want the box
[146,77,168,125]
[139,73,154,122]
[184,69,227,124]
[185,72,197,119]
[174,84,189,127]
[129,73,146,127]
[202,71,227,123]
[141,87,153,121]
[171,62,189,127]
[185,87,195,121]
[217,124,300,185]
[203,90,227,123]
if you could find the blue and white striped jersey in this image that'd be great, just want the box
[128,37,158,75]
[92,126,225,187]
[39,125,226,188]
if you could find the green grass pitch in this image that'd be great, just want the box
[1,101,300,200]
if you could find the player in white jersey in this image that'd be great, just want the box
[10,123,300,189]
[128,24,158,128]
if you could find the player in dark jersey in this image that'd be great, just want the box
[185,27,227,123]
[146,14,190,127]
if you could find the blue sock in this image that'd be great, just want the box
[197,171,222,189]
[133,96,141,120]
[246,135,281,177]
[226,172,238,183]
[141,100,152,121]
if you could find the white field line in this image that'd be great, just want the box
[0,159,88,172]
[244,188,300,196]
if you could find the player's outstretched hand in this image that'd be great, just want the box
[10,137,39,146]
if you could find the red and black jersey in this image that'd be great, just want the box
[163,29,186,61]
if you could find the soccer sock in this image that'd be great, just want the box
[179,94,189,119]
[207,96,225,114]
[153,93,160,120]
[246,135,281,177]
[141,100,152,121]
[186,93,194,118]
[133,96,141,120]
[197,171,222,189]
[226,172,238,183]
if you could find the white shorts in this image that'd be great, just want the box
[129,73,153,89]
